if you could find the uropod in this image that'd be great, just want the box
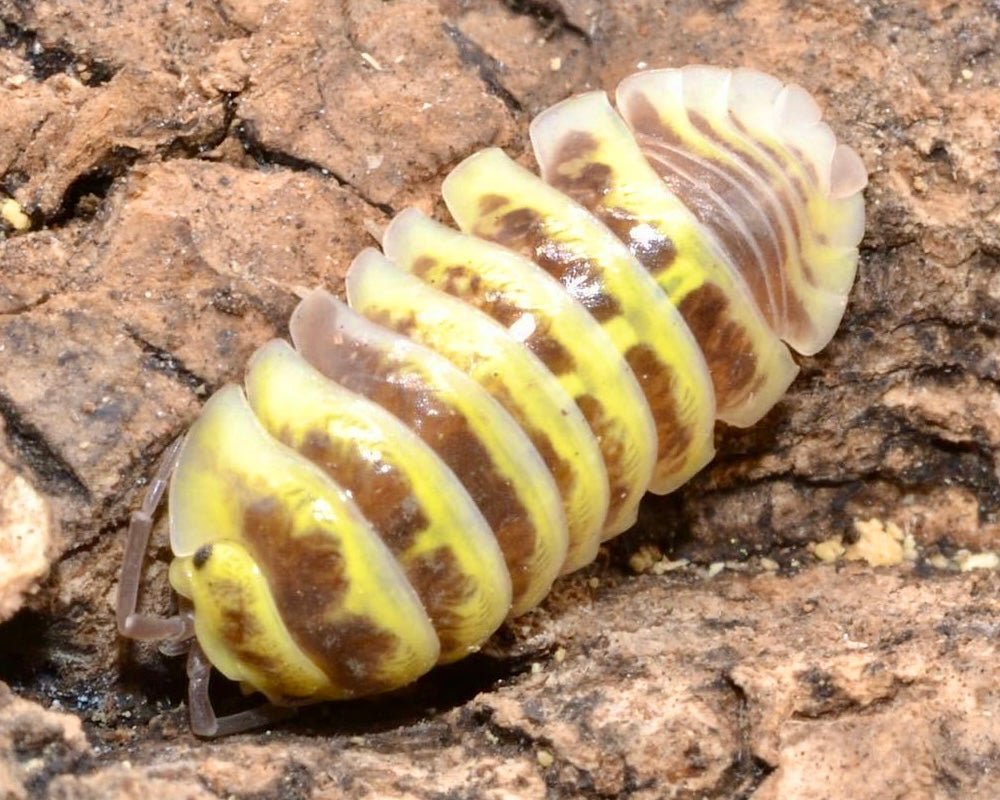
[117,65,868,736]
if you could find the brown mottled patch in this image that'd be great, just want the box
[301,324,539,610]
[404,547,482,657]
[612,211,678,276]
[240,496,399,696]
[552,129,601,165]
[550,160,614,212]
[293,427,429,555]
[544,131,613,211]
[624,344,691,467]
[435,263,577,376]
[583,292,624,323]
[436,262,483,298]
[477,193,509,215]
[411,255,438,276]
[311,616,400,696]
[202,572,282,675]
[573,203,677,277]
[575,393,630,524]
[485,207,622,323]
[546,128,678,276]
[678,284,758,406]
[525,324,577,376]
[493,206,542,243]
[527,432,576,511]
[364,307,419,340]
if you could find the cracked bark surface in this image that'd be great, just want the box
[0,1,998,798]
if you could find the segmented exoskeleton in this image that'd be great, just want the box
[117,66,867,736]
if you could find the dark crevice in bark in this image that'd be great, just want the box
[0,292,51,317]
[790,669,907,721]
[124,328,211,395]
[863,407,1000,514]
[0,391,90,499]
[236,119,332,174]
[0,18,116,86]
[501,0,593,41]
[889,312,1000,338]
[167,649,541,742]
[442,23,523,115]
[165,90,245,160]
[13,90,240,225]
[44,146,141,228]
[0,634,97,798]
[235,119,396,215]
[56,522,118,566]
[468,708,553,759]
[0,605,134,742]
[702,405,1000,519]
[714,673,775,799]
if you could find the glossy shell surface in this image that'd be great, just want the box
[161,66,867,704]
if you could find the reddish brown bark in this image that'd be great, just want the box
[1,1,997,797]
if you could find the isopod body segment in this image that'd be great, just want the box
[118,65,867,732]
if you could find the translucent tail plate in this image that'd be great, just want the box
[617,66,866,355]
[531,89,800,427]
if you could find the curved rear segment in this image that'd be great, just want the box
[531,90,799,428]
[616,66,867,356]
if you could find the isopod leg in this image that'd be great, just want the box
[117,437,194,647]
[186,642,295,738]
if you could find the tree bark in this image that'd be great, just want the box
[1,1,998,797]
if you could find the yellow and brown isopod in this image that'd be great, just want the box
[117,65,868,736]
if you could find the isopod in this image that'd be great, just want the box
[117,65,868,736]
